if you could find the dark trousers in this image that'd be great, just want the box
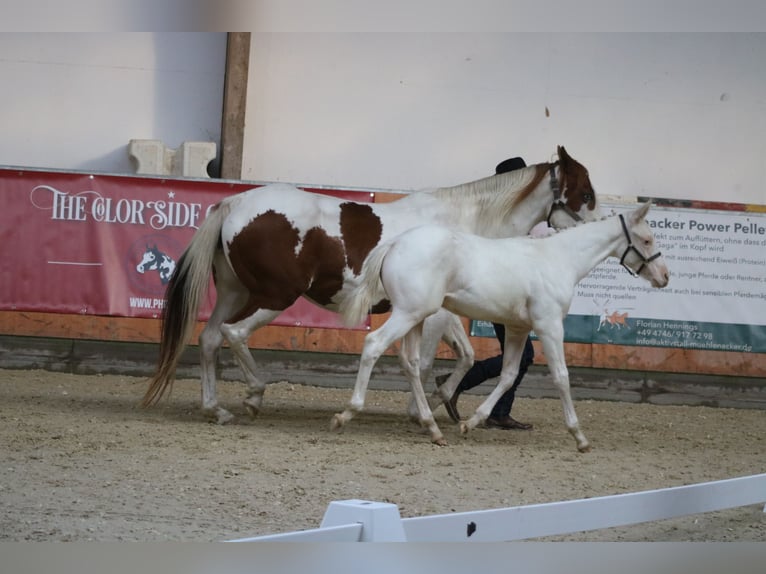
[456,323,534,418]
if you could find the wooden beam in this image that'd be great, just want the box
[220,32,251,180]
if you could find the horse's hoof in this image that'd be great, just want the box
[243,404,258,418]
[330,414,345,431]
[242,397,261,418]
[215,409,235,425]
[432,437,448,446]
[459,422,469,435]
[577,443,592,453]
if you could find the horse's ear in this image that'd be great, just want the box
[632,201,652,222]
[557,146,570,164]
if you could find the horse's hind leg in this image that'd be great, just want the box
[199,320,231,425]
[199,254,249,424]
[417,309,452,386]
[406,310,475,421]
[220,308,281,418]
[420,312,476,418]
[332,309,421,431]
[405,309,449,420]
[399,323,446,445]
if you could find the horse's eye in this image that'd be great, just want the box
[583,193,593,202]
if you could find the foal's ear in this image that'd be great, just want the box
[632,201,652,222]
[557,145,570,163]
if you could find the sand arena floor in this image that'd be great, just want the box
[1,369,764,541]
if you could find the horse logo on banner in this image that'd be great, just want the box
[136,244,176,285]
[593,298,633,331]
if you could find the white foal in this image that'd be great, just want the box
[336,202,669,451]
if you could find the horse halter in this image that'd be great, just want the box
[618,213,662,277]
[546,163,584,227]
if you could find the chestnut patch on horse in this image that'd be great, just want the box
[558,148,597,214]
[226,210,346,321]
[339,202,383,274]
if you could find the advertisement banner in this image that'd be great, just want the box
[0,168,372,329]
[471,201,766,353]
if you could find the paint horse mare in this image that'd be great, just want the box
[337,203,669,451]
[143,146,601,424]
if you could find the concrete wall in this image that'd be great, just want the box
[0,33,227,175]
[243,33,766,205]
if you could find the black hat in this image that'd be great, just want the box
[495,157,526,175]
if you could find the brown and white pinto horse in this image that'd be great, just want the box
[142,146,601,424]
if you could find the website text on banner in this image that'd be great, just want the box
[471,201,766,353]
[0,168,372,330]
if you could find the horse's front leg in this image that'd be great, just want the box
[548,363,590,452]
[537,323,590,452]
[460,329,526,433]
[400,323,446,445]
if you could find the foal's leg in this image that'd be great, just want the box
[428,311,475,410]
[399,322,446,445]
[536,322,590,452]
[331,309,421,431]
[406,310,475,420]
[219,307,282,417]
[460,330,527,433]
[416,311,450,389]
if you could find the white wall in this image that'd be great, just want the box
[0,33,227,175]
[243,33,766,204]
[2,33,763,205]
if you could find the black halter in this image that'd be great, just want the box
[546,163,584,227]
[618,213,662,277]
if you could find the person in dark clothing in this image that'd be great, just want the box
[437,156,535,430]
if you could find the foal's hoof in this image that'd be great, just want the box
[577,443,592,453]
[459,422,470,435]
[432,436,448,447]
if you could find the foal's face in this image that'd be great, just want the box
[628,217,671,289]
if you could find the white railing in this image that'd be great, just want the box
[228,473,766,542]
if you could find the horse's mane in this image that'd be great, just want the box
[431,163,551,230]
[526,212,612,239]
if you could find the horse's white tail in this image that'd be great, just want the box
[142,200,232,407]
[339,239,393,327]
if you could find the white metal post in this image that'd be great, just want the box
[320,499,406,541]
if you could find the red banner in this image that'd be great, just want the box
[0,168,372,329]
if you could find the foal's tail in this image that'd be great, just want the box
[339,239,393,327]
[141,201,231,407]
